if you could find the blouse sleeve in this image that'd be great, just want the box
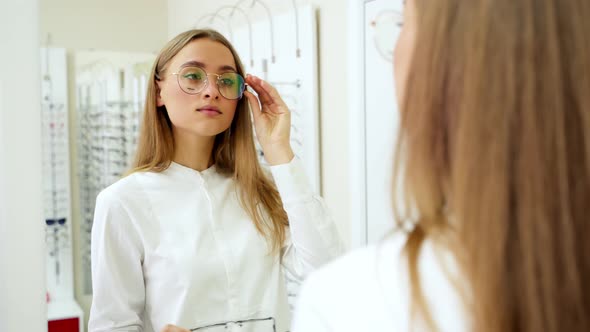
[88,189,146,332]
[270,157,345,282]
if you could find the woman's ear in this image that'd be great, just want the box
[155,81,165,107]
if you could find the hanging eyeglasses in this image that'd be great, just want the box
[77,58,151,295]
[370,10,404,62]
[191,317,289,332]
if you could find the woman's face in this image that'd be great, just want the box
[156,38,239,138]
[394,0,417,105]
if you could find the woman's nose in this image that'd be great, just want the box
[203,75,220,99]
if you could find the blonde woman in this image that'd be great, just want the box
[88,29,343,332]
[292,0,590,331]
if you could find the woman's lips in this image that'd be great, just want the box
[197,107,221,116]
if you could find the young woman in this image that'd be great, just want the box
[292,0,590,331]
[88,29,344,332]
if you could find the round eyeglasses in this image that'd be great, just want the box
[370,10,404,62]
[171,66,246,100]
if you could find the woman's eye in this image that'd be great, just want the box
[220,78,234,86]
[184,73,202,80]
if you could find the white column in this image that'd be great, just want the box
[0,1,46,332]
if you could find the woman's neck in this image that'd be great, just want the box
[172,130,216,171]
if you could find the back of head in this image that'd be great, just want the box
[395,0,590,331]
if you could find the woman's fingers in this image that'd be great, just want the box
[245,75,285,112]
[244,89,262,120]
[245,75,270,105]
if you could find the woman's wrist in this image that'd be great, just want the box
[263,145,295,166]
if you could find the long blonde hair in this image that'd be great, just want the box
[394,0,590,331]
[132,29,289,253]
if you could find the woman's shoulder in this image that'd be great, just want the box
[302,233,407,301]
[96,172,146,208]
[96,164,191,203]
[294,231,467,331]
[305,231,407,284]
[292,232,409,331]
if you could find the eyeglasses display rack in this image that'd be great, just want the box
[75,52,153,298]
[41,46,84,332]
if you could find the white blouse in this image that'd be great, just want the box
[88,158,344,332]
[291,232,468,332]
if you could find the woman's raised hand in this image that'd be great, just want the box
[243,74,294,166]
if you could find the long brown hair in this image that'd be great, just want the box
[394,0,590,331]
[131,29,289,253]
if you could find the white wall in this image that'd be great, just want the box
[39,0,168,327]
[0,1,46,331]
[40,0,168,53]
[167,0,351,246]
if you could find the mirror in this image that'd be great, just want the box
[39,1,322,331]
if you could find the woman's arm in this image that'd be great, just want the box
[243,74,345,280]
[88,189,146,332]
[270,158,345,280]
